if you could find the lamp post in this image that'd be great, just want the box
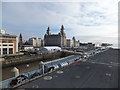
[26,64,30,77]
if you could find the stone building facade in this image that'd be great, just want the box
[28,37,43,47]
[44,25,67,47]
[72,37,80,47]
[66,39,73,48]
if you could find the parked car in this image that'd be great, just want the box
[68,59,75,64]
[9,74,28,87]
[28,72,41,79]
[57,63,62,68]
[74,57,80,61]
[60,62,68,67]
[83,55,87,58]
[44,64,55,73]
[52,64,59,69]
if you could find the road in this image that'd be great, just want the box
[19,48,119,88]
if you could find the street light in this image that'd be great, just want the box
[26,64,30,77]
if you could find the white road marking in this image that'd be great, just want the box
[108,66,112,68]
[32,85,39,88]
[75,76,80,79]
[91,62,95,64]
[56,70,63,74]
[53,75,58,77]
[105,73,112,77]
[110,62,113,64]
[43,76,52,80]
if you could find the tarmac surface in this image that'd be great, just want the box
[19,48,119,88]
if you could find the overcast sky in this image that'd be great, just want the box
[1,0,119,48]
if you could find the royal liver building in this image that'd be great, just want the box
[44,25,67,47]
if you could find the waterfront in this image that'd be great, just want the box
[19,48,119,88]
[2,52,70,80]
[2,60,39,80]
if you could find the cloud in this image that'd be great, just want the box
[2,0,119,48]
[2,1,118,27]
[0,2,2,28]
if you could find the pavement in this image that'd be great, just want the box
[18,48,119,88]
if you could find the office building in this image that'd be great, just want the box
[0,29,18,55]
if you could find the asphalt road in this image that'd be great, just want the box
[19,48,119,88]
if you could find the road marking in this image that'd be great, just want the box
[91,62,95,64]
[108,65,112,68]
[32,85,39,88]
[43,76,52,80]
[110,62,113,64]
[56,70,63,74]
[53,75,58,77]
[75,76,80,79]
[105,73,112,77]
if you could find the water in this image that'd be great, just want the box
[2,61,40,80]
[2,53,70,81]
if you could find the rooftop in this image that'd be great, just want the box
[0,34,17,38]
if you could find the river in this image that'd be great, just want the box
[2,52,71,81]
[2,60,41,80]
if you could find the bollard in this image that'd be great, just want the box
[26,64,30,77]
[11,67,19,77]
[39,61,44,75]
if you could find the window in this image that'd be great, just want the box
[9,48,13,54]
[2,40,7,43]
[9,44,13,46]
[3,44,7,46]
[8,40,13,43]
[0,48,1,55]
[3,48,7,55]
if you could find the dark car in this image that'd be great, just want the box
[44,65,55,73]
[57,63,62,68]
[28,72,41,79]
[39,64,55,74]
[9,74,28,87]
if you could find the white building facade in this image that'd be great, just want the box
[28,37,42,47]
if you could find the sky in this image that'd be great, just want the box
[1,0,119,48]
